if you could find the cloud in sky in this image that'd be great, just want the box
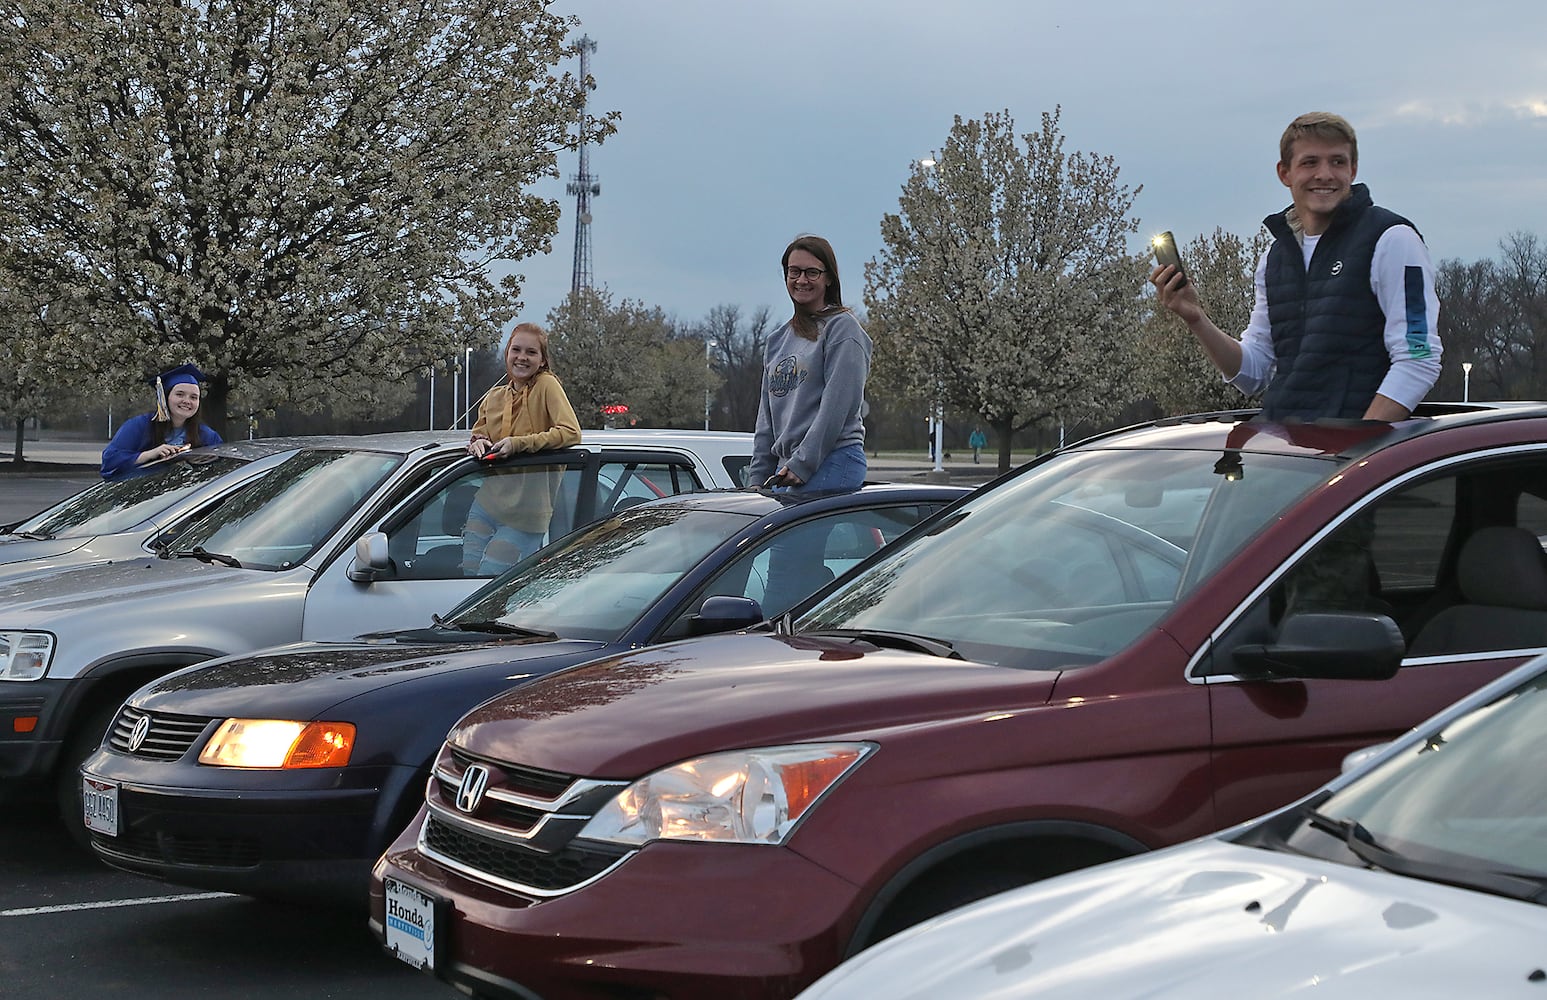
[493,0,1547,344]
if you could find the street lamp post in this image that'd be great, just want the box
[1462,362,1473,403]
[704,336,712,431]
[464,347,473,429]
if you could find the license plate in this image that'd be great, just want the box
[82,776,119,837]
[384,877,438,972]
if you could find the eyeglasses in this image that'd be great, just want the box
[785,266,827,281]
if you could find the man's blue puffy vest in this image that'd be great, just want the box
[1260,184,1414,421]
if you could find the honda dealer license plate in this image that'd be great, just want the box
[82,776,119,837]
[384,877,438,971]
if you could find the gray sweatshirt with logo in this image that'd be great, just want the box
[750,310,872,485]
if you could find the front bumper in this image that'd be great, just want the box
[370,820,863,1000]
[80,750,424,903]
[0,678,69,780]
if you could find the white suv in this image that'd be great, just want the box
[0,428,751,838]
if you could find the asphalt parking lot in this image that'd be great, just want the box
[0,802,459,998]
[0,466,462,997]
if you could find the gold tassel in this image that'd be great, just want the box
[154,377,169,422]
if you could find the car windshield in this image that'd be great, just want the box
[167,449,404,570]
[1281,671,1547,894]
[8,455,249,538]
[797,446,1336,670]
[448,506,754,642]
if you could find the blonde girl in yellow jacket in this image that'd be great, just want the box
[463,323,582,574]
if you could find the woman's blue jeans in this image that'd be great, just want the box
[765,443,868,613]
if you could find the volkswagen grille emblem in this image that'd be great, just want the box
[456,764,490,813]
[127,714,152,753]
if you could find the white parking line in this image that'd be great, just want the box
[1,892,232,917]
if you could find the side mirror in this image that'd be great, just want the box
[688,595,764,636]
[347,531,393,583]
[1232,612,1404,681]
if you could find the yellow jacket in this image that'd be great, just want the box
[469,370,581,451]
[468,371,582,532]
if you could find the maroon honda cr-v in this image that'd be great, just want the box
[373,405,1547,999]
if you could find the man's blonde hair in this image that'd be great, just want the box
[1280,112,1358,167]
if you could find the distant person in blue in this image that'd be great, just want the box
[101,364,223,480]
[969,427,987,464]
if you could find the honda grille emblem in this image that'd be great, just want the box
[456,764,490,813]
[127,715,151,753]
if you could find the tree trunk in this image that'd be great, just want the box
[12,417,24,464]
[205,375,230,440]
[993,415,1015,474]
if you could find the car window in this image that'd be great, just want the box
[800,448,1335,671]
[1281,671,1547,881]
[1211,455,1547,669]
[448,507,755,641]
[386,457,587,580]
[169,450,404,570]
[13,455,250,537]
[661,504,954,639]
[596,460,706,516]
[722,455,752,489]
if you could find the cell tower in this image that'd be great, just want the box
[566,35,600,295]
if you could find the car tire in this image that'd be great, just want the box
[54,701,122,851]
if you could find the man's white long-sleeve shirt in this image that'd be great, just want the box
[1229,224,1443,411]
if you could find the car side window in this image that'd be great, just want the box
[660,504,940,640]
[596,460,705,515]
[385,459,584,580]
[1214,457,1547,672]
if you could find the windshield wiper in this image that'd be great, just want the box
[1307,809,1547,903]
[11,530,54,540]
[173,546,242,568]
[433,615,557,639]
[800,627,963,660]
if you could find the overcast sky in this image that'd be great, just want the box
[497,0,1547,341]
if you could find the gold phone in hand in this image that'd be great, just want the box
[1152,231,1187,287]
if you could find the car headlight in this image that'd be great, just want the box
[579,743,874,846]
[0,631,54,681]
[198,719,356,768]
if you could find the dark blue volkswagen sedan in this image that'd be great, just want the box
[79,484,965,904]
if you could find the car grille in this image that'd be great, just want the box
[421,814,626,892]
[421,749,632,898]
[91,828,260,869]
[108,706,215,761]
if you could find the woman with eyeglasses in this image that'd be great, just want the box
[750,235,873,615]
[749,234,872,494]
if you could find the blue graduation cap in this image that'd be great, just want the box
[150,364,208,421]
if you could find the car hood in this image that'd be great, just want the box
[450,632,1061,777]
[134,635,612,719]
[0,556,245,621]
[0,535,89,564]
[799,839,1547,999]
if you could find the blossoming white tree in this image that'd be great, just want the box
[0,0,614,435]
[1132,227,1270,415]
[864,108,1145,472]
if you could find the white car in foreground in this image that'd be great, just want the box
[798,653,1547,999]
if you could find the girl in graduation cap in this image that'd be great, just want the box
[100,363,224,480]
